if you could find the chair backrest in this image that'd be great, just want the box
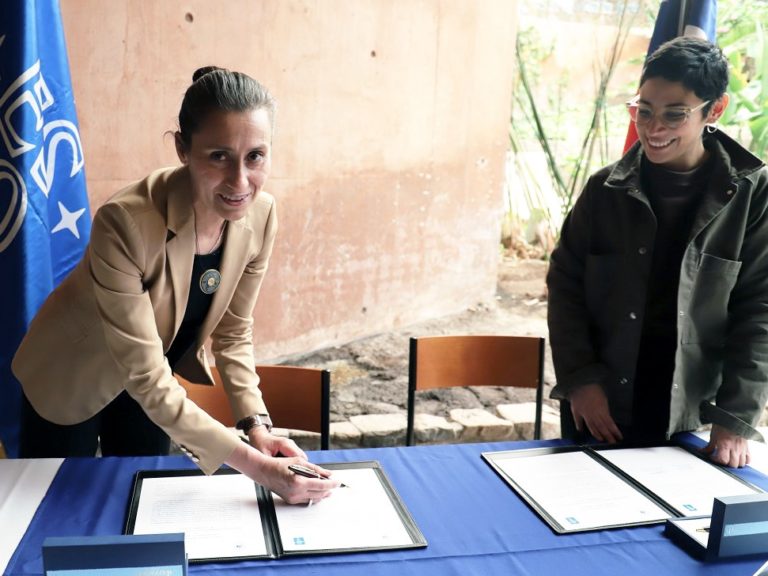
[176,368,236,426]
[255,365,331,450]
[406,335,545,445]
[177,365,331,449]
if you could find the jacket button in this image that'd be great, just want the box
[619,377,628,385]
[726,189,734,196]
[672,383,679,390]
[638,247,647,255]
[629,312,637,320]
[679,310,685,317]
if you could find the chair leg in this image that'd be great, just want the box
[406,338,418,446]
[534,337,545,440]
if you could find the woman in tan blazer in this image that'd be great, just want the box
[12,67,338,504]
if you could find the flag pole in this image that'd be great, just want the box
[678,0,688,35]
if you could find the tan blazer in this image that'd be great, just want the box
[12,166,277,474]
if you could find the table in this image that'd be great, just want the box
[5,435,768,576]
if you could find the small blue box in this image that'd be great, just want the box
[665,493,768,561]
[42,533,187,575]
[709,493,768,559]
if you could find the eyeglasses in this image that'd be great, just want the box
[626,95,710,129]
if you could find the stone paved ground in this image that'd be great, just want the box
[279,257,554,444]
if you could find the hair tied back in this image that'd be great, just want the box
[192,66,224,83]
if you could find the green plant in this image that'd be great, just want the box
[507,0,768,253]
[718,1,768,160]
[509,0,643,227]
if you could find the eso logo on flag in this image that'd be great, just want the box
[0,60,85,252]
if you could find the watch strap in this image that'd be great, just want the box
[236,413,272,434]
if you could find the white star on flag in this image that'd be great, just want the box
[51,201,86,239]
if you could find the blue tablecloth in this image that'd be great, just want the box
[6,435,768,575]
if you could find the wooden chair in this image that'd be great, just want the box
[177,365,331,450]
[406,335,545,445]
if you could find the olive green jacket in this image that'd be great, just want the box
[547,130,768,439]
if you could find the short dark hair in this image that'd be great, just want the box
[177,66,276,149]
[640,36,728,115]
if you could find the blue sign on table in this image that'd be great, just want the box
[42,534,187,576]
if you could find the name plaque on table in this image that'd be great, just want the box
[43,533,187,575]
[665,493,768,561]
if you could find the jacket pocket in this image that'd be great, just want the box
[681,253,741,345]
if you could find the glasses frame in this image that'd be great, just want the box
[626,95,711,129]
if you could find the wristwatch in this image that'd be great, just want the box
[236,414,273,434]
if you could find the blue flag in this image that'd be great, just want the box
[0,0,91,457]
[623,0,718,153]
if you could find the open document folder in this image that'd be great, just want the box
[124,461,426,562]
[483,445,763,534]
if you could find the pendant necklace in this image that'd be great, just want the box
[196,221,226,295]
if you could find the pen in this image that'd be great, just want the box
[288,464,349,488]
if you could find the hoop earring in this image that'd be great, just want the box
[705,124,717,134]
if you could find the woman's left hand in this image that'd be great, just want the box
[247,425,307,459]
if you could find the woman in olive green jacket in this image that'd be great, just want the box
[548,37,768,468]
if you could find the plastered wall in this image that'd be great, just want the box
[60,0,517,359]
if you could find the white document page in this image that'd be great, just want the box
[273,467,413,552]
[599,446,757,516]
[0,458,63,575]
[494,451,671,531]
[132,474,267,560]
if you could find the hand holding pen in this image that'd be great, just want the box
[288,463,349,506]
[289,463,349,487]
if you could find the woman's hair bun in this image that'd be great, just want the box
[192,66,223,83]
[177,67,275,148]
